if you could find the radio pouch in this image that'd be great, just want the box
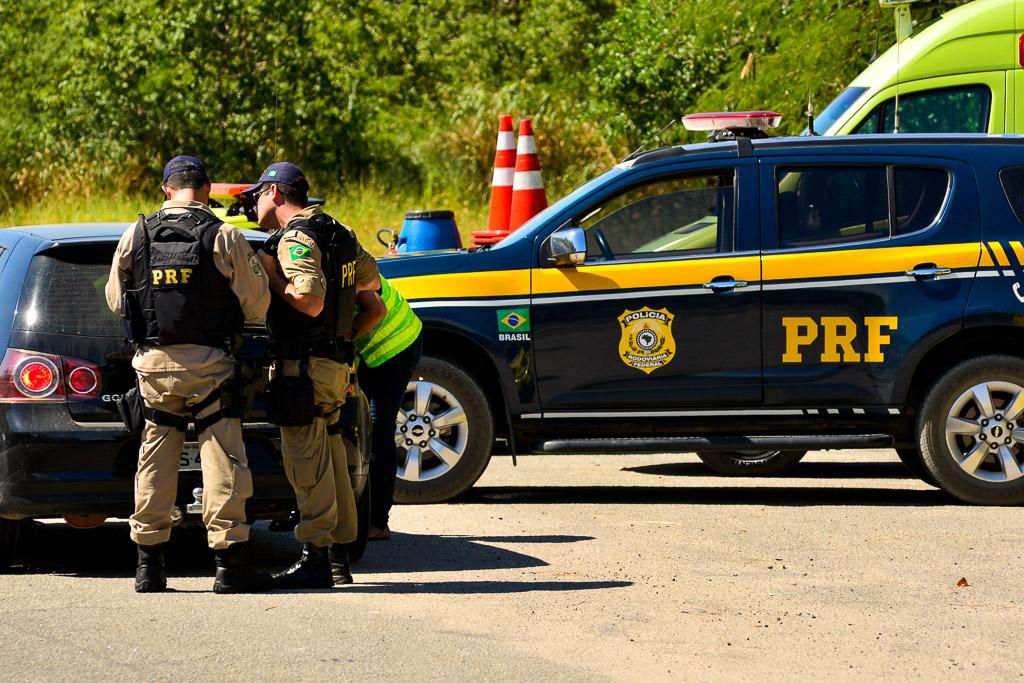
[221,362,257,419]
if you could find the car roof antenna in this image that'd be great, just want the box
[881,0,919,133]
[805,93,817,136]
[623,118,682,162]
[868,29,881,64]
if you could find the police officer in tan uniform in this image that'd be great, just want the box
[105,155,274,594]
[246,162,381,588]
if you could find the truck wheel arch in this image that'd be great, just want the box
[421,328,510,440]
[902,325,1024,414]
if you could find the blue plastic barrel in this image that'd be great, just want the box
[397,210,462,253]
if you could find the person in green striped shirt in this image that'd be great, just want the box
[352,275,423,540]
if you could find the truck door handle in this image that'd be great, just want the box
[703,279,748,292]
[906,265,952,279]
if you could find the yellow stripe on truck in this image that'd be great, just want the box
[1009,241,1024,265]
[989,241,1011,267]
[763,243,981,281]
[391,269,531,300]
[392,242,983,302]
[531,256,761,294]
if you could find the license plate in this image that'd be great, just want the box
[180,444,201,471]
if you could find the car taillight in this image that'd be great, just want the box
[62,356,101,398]
[0,349,102,402]
[0,349,64,401]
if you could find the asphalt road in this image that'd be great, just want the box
[1,449,1022,682]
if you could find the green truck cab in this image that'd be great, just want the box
[816,0,1024,136]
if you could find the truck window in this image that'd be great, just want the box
[777,166,889,248]
[577,171,735,260]
[999,167,1024,223]
[13,246,122,337]
[851,85,990,134]
[776,166,949,248]
[894,167,949,235]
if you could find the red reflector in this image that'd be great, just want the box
[68,366,99,394]
[62,356,102,399]
[1019,33,1024,67]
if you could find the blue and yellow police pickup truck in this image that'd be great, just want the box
[381,113,1024,507]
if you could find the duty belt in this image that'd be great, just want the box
[268,338,354,364]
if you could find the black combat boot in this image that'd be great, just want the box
[135,543,167,593]
[213,543,274,594]
[329,544,353,585]
[272,544,333,589]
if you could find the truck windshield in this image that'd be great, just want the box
[804,86,867,135]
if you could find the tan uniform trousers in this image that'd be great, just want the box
[278,357,358,548]
[131,357,253,550]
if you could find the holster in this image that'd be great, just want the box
[221,361,257,420]
[264,360,315,426]
[116,382,146,435]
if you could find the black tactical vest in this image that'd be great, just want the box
[264,212,358,359]
[124,208,244,348]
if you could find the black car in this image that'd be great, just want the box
[0,223,370,569]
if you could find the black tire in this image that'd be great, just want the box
[0,518,22,572]
[895,447,937,485]
[697,450,807,476]
[393,356,494,504]
[919,355,1024,505]
[347,483,370,563]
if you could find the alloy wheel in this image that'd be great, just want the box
[944,380,1024,483]
[395,379,470,483]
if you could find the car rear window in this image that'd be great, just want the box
[13,245,122,337]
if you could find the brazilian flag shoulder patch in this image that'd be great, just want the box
[289,244,313,261]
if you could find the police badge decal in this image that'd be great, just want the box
[617,307,676,374]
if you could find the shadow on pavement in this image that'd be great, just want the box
[356,532,594,574]
[622,461,915,480]
[462,484,953,507]
[338,579,632,595]
[8,522,588,580]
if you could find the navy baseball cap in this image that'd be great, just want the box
[242,161,310,197]
[162,155,208,183]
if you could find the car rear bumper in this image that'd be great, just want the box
[0,404,297,520]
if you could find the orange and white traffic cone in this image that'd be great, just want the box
[508,119,548,231]
[474,115,517,247]
[486,114,516,232]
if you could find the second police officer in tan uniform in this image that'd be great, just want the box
[246,162,382,589]
[105,155,274,593]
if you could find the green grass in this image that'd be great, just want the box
[2,184,492,256]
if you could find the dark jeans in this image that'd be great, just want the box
[358,335,423,528]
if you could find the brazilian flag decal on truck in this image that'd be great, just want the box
[497,308,530,341]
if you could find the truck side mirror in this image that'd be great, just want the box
[544,226,587,267]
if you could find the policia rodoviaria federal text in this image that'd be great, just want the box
[246,162,384,589]
[105,156,274,594]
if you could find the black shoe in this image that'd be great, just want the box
[213,543,274,594]
[272,544,333,589]
[135,543,167,593]
[329,544,353,585]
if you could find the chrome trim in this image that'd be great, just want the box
[410,297,531,309]
[522,407,901,419]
